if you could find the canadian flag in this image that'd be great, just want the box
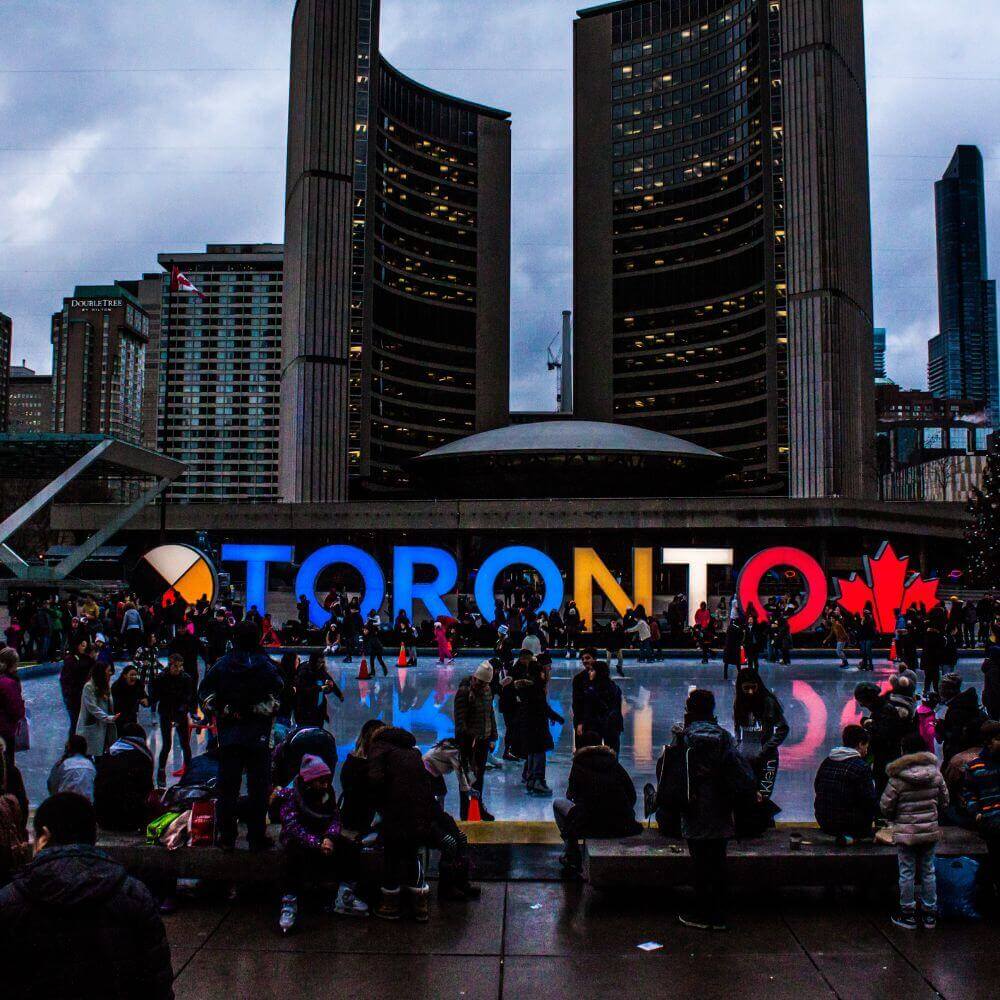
[170,266,205,299]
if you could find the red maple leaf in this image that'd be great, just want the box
[834,543,940,633]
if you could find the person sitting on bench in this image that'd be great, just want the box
[813,724,878,844]
[554,730,641,876]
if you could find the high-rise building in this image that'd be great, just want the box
[8,363,53,434]
[0,312,11,431]
[148,245,283,502]
[50,285,148,443]
[281,0,512,502]
[928,145,999,420]
[573,0,875,497]
[874,327,887,380]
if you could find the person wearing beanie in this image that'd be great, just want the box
[274,753,367,932]
[453,661,498,820]
[887,670,918,723]
[732,669,789,835]
[921,618,947,696]
[881,733,950,930]
[936,673,988,766]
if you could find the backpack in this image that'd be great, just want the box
[188,800,216,846]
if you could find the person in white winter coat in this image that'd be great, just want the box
[76,661,120,756]
[880,733,950,930]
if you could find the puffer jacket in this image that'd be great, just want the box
[962,747,1000,836]
[367,726,440,842]
[880,751,950,846]
[0,844,174,999]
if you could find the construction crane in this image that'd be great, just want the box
[546,311,573,413]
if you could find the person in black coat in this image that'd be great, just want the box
[854,681,918,796]
[60,639,94,740]
[571,647,599,746]
[937,673,989,766]
[149,654,196,784]
[93,725,155,832]
[655,689,755,930]
[813,724,878,841]
[722,621,744,680]
[579,659,625,756]
[367,725,478,916]
[553,732,641,873]
[111,664,148,728]
[0,792,174,1000]
[338,719,384,837]
[515,656,565,797]
[167,627,206,686]
[292,652,344,729]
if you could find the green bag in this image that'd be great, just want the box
[146,811,183,845]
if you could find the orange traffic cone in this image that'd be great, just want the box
[397,643,408,667]
[740,645,747,665]
[357,656,371,680]
[466,795,483,823]
[889,639,897,661]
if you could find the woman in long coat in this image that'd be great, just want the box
[77,661,119,755]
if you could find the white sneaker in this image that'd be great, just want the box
[332,883,369,917]
[279,894,298,933]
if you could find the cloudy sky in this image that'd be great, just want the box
[1,0,998,409]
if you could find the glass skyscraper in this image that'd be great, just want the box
[928,145,998,421]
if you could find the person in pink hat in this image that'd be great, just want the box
[273,753,368,932]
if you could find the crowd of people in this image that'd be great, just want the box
[1,580,1000,996]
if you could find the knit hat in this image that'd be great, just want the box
[473,662,494,684]
[299,754,332,783]
[940,672,963,699]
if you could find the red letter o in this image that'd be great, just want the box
[737,547,828,634]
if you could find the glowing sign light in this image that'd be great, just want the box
[736,546,828,634]
[662,547,734,626]
[393,546,458,622]
[473,546,564,620]
[295,545,386,626]
[573,548,653,631]
[221,544,294,615]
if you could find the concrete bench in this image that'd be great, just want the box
[583,826,990,891]
[98,825,286,883]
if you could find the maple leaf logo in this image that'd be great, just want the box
[834,542,940,633]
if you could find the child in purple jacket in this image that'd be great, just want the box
[275,754,367,932]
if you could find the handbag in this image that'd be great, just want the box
[14,713,30,753]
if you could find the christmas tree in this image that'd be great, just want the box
[967,431,1000,586]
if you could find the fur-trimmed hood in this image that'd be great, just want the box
[886,751,939,783]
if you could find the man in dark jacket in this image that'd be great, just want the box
[199,623,283,850]
[937,673,989,766]
[367,725,478,915]
[656,689,754,930]
[553,731,641,873]
[93,724,155,832]
[984,639,1000,720]
[813,724,877,841]
[962,721,1000,894]
[570,647,598,743]
[0,792,174,999]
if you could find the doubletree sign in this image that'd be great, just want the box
[203,540,941,633]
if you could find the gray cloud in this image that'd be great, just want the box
[2,0,998,408]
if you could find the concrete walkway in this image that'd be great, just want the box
[166,883,998,999]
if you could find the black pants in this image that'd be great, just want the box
[603,730,621,757]
[283,842,342,895]
[687,838,728,925]
[157,713,192,773]
[383,815,468,890]
[923,664,940,696]
[217,741,271,847]
[465,738,489,800]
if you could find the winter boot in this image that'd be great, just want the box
[456,857,481,900]
[278,894,298,934]
[375,887,402,921]
[459,790,470,821]
[437,861,468,902]
[406,883,431,923]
